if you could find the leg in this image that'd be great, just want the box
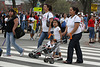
[89,27,92,41]
[75,42,83,63]
[67,40,74,63]
[21,21,24,30]
[90,27,95,42]
[10,32,23,53]
[6,32,11,55]
[38,32,47,48]
[67,33,82,63]
[53,52,56,58]
[23,21,25,29]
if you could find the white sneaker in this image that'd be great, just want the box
[20,49,24,57]
[30,38,34,40]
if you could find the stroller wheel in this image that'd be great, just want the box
[28,53,34,58]
[49,58,54,64]
[34,55,39,59]
[44,58,48,63]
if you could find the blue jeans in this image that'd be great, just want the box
[36,24,39,33]
[99,29,100,38]
[89,27,95,39]
[38,31,53,48]
[84,22,88,29]
[6,32,23,55]
[25,21,28,29]
[21,21,25,31]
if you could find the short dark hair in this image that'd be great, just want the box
[71,7,79,14]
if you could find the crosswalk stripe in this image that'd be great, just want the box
[2,46,100,61]
[2,46,100,57]
[0,61,30,67]
[2,46,100,58]
[1,46,100,67]
[1,56,82,67]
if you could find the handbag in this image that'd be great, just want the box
[14,25,25,39]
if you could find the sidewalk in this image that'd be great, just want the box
[0,30,100,48]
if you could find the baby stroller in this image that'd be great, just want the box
[28,40,61,64]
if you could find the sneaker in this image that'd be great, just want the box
[57,57,63,60]
[20,49,24,57]
[30,38,34,40]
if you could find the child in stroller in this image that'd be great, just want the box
[28,39,62,64]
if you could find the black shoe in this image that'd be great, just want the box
[75,61,83,64]
[89,42,95,43]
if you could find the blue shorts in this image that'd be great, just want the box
[30,29,35,34]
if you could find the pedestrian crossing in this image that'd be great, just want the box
[0,46,100,67]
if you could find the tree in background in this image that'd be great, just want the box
[80,0,92,15]
[45,0,70,14]
[12,0,16,8]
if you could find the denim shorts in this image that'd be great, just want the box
[30,29,35,34]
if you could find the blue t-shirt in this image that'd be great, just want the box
[84,17,88,23]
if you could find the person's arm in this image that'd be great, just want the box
[62,25,68,36]
[48,18,53,35]
[13,18,19,35]
[60,20,64,24]
[59,30,62,40]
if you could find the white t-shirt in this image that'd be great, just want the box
[42,11,53,32]
[23,15,25,21]
[67,15,81,35]
[54,26,61,40]
[28,17,35,29]
[60,17,68,24]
